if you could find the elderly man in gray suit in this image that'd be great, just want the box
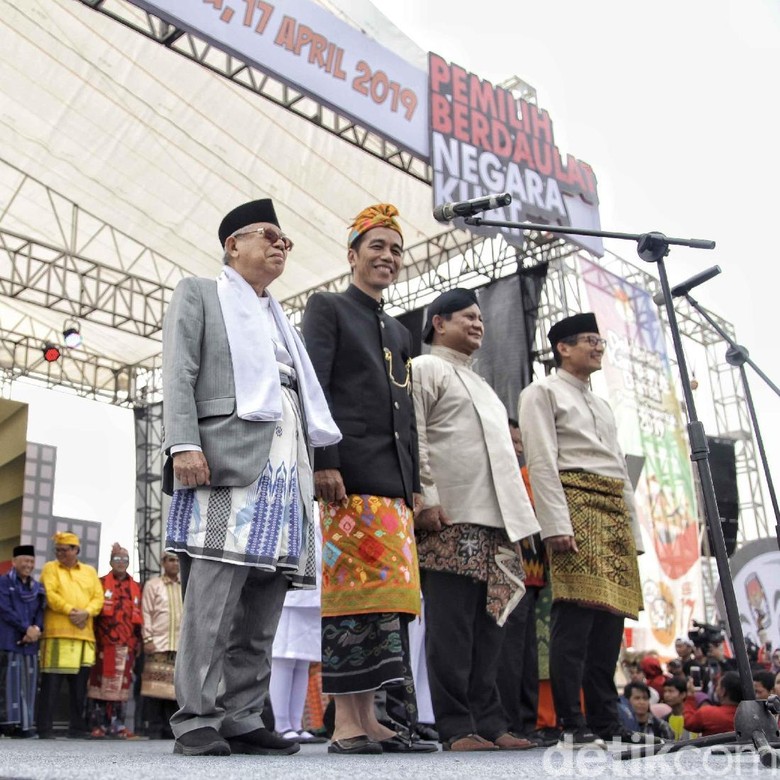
[162,198,340,757]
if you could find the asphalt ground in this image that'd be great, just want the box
[0,737,775,780]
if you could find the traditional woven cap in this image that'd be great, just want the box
[422,288,479,344]
[53,531,80,546]
[13,544,35,557]
[547,312,599,349]
[347,203,402,247]
[218,199,280,247]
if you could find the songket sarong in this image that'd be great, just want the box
[141,651,177,701]
[39,637,96,673]
[320,495,420,617]
[166,386,316,589]
[0,650,37,730]
[416,523,526,626]
[87,644,133,702]
[549,471,643,620]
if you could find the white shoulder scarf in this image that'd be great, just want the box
[216,266,341,448]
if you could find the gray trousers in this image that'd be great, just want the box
[171,556,288,738]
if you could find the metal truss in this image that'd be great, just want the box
[0,325,141,404]
[0,158,185,341]
[75,0,431,183]
[283,229,577,320]
[134,400,164,582]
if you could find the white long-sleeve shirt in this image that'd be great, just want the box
[412,345,539,543]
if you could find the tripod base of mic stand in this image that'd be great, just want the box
[619,700,780,767]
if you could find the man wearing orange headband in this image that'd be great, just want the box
[302,205,432,755]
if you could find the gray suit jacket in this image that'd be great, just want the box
[161,277,276,493]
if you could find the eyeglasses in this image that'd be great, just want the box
[111,556,130,563]
[55,547,74,553]
[232,226,293,252]
[576,335,607,348]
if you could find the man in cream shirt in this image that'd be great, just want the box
[412,288,539,753]
[519,312,645,749]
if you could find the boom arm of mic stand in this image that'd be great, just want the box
[464,218,716,250]
[684,295,780,398]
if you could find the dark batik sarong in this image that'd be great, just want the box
[0,650,38,731]
[321,612,413,696]
[550,471,643,620]
[416,523,526,626]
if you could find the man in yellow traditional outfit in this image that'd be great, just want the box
[37,531,104,739]
[519,313,645,749]
[302,204,433,755]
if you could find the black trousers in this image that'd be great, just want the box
[549,600,624,733]
[422,570,507,742]
[36,667,91,735]
[497,586,540,735]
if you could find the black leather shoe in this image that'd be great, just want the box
[173,727,231,756]
[381,734,438,753]
[415,723,440,742]
[328,734,383,755]
[227,728,300,755]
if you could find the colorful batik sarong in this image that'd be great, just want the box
[166,386,316,588]
[320,495,421,617]
[550,471,643,620]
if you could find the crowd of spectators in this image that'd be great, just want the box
[0,535,181,740]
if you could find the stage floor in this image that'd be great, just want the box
[0,735,770,779]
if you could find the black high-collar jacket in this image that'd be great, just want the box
[302,284,420,507]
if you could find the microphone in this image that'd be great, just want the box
[433,192,512,223]
[652,265,721,306]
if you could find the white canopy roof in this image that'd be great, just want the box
[0,0,464,381]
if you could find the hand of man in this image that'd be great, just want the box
[69,609,89,629]
[546,534,579,554]
[415,505,452,533]
[173,450,211,488]
[24,625,41,643]
[314,469,347,504]
[412,492,424,515]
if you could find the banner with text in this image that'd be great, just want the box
[129,0,429,156]
[429,53,603,255]
[581,259,704,653]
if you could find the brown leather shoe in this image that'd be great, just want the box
[444,733,498,751]
[493,732,536,750]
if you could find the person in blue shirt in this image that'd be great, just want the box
[0,545,46,737]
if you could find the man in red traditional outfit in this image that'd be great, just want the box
[87,543,143,738]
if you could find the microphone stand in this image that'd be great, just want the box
[679,293,780,550]
[467,216,780,767]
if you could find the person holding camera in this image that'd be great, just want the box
[686,622,736,700]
